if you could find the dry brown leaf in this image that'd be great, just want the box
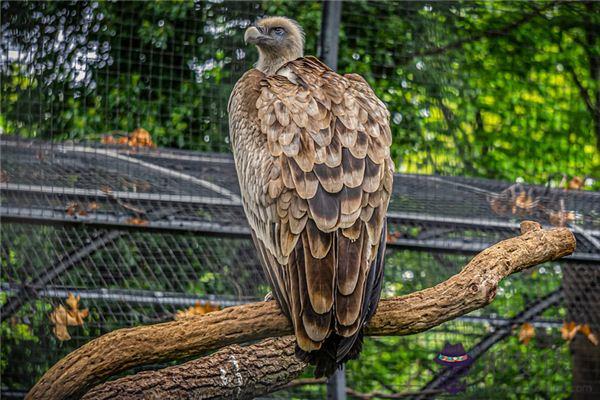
[587,333,598,346]
[489,185,518,216]
[65,202,79,216]
[49,293,89,341]
[489,197,509,216]
[513,191,537,215]
[561,321,579,342]
[118,201,146,214]
[129,127,155,148]
[514,192,528,208]
[567,176,584,190]
[65,293,89,325]
[102,127,155,148]
[101,135,116,145]
[174,301,221,320]
[579,324,599,346]
[68,202,99,216]
[50,306,72,341]
[66,202,94,217]
[126,217,149,226]
[548,210,575,227]
[518,322,535,345]
[0,169,8,183]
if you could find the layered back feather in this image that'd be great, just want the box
[228,56,393,377]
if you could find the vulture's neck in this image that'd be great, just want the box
[256,48,303,76]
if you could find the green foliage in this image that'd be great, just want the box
[2,1,597,185]
[1,1,596,397]
[335,1,599,185]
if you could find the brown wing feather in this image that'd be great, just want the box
[229,57,394,359]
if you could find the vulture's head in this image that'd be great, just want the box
[244,16,304,75]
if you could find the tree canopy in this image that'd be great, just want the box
[1,0,598,186]
[1,1,598,397]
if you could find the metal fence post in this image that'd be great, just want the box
[321,2,345,399]
[319,0,342,71]
[327,366,347,400]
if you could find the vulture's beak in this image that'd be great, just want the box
[244,26,268,45]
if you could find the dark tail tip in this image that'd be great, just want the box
[296,344,338,378]
[296,332,365,378]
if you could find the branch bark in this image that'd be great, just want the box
[28,223,576,400]
[82,337,306,400]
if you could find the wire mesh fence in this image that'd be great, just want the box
[1,1,599,399]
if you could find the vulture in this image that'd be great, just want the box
[228,16,393,377]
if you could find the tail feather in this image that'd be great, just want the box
[297,221,388,378]
[296,331,365,378]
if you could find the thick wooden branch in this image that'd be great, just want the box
[82,337,306,400]
[28,223,575,400]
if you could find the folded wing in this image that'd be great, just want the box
[229,57,394,361]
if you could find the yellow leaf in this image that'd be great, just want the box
[49,305,72,341]
[561,321,579,342]
[65,293,89,326]
[549,210,575,227]
[514,191,536,213]
[49,293,89,341]
[101,135,116,145]
[174,301,221,320]
[580,324,599,346]
[567,176,584,190]
[126,217,149,226]
[129,127,155,148]
[518,322,535,345]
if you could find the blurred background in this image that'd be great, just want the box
[1,1,599,399]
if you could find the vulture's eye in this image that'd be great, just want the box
[272,27,285,36]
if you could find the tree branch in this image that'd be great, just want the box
[82,337,306,400]
[410,3,553,59]
[560,44,596,117]
[28,222,575,400]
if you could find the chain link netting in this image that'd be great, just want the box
[1,1,599,398]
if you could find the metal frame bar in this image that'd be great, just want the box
[1,139,241,203]
[0,206,252,237]
[4,204,598,238]
[0,285,249,308]
[2,206,598,262]
[1,183,240,206]
[414,289,564,399]
[0,138,234,164]
[387,237,599,263]
[0,283,567,328]
[321,4,347,398]
[456,315,563,329]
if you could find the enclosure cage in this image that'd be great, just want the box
[1,1,599,399]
